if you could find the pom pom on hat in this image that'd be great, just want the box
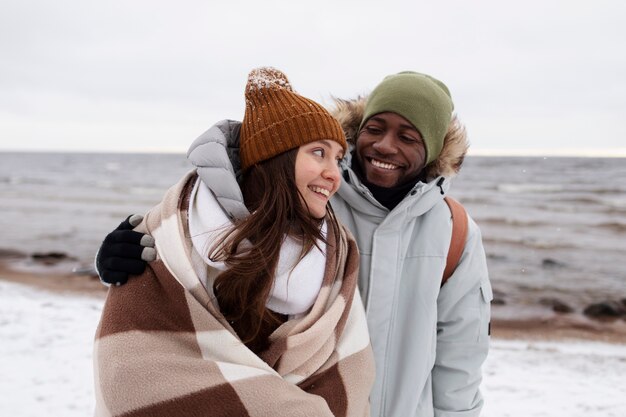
[245,67,292,92]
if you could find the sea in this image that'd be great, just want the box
[1,152,625,314]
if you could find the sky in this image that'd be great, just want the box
[1,0,625,155]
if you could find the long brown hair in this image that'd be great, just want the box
[209,148,327,352]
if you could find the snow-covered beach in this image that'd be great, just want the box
[2,277,626,417]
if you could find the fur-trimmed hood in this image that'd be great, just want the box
[330,96,469,181]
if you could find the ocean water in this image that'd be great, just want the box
[453,156,626,309]
[1,152,624,311]
[0,152,192,262]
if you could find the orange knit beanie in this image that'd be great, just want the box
[240,67,347,170]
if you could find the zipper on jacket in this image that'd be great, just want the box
[436,177,445,195]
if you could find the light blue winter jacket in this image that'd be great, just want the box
[330,98,492,417]
[188,97,492,417]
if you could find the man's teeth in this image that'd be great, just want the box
[310,186,330,197]
[371,159,398,170]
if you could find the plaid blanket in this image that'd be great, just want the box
[94,172,375,417]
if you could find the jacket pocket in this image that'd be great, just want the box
[480,280,493,304]
[479,278,493,340]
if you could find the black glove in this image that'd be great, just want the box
[96,214,156,286]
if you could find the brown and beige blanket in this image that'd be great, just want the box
[94,172,375,417]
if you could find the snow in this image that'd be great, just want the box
[482,340,626,417]
[1,279,625,417]
[246,67,292,92]
[0,281,102,416]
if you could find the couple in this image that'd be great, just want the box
[94,67,492,417]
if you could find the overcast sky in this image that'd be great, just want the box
[1,0,625,155]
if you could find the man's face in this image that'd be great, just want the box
[355,112,427,188]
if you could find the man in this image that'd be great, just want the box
[97,71,492,416]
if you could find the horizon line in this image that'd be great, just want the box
[2,147,626,158]
[467,148,626,158]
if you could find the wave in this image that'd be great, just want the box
[555,195,626,208]
[478,217,548,227]
[584,187,626,195]
[4,176,51,186]
[4,175,106,188]
[596,222,626,232]
[497,183,565,194]
[496,184,626,197]
[482,236,578,250]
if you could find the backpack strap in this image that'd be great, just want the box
[442,197,468,286]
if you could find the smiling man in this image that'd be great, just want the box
[356,112,427,187]
[96,71,492,417]
[327,71,492,417]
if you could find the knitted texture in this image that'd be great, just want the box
[240,67,346,170]
[360,71,454,165]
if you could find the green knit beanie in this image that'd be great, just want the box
[359,71,454,165]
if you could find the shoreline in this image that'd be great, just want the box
[2,260,626,344]
[0,259,107,298]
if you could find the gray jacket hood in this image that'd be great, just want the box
[187,119,248,221]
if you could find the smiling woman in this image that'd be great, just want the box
[295,140,344,218]
[93,67,375,417]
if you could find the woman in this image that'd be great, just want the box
[93,67,375,417]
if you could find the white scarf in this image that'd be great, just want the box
[188,178,327,316]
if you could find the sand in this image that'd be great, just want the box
[2,258,625,344]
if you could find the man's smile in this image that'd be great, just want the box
[369,158,400,170]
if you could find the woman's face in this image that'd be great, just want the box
[295,140,344,219]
